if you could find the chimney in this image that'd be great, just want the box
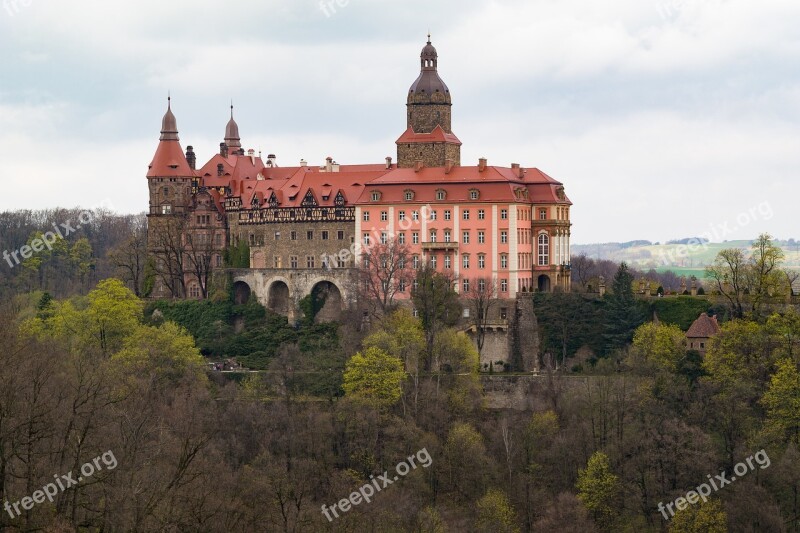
[325,156,333,172]
[445,159,454,174]
[217,163,224,177]
[478,157,487,172]
[220,142,228,158]
[186,146,196,170]
[300,159,307,167]
[385,156,393,169]
[511,163,524,179]
[267,154,276,167]
[414,159,424,173]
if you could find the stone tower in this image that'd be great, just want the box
[396,36,462,168]
[146,98,196,297]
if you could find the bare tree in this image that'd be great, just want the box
[746,233,785,318]
[570,253,596,292]
[706,248,748,319]
[465,276,498,355]
[108,219,147,296]
[184,233,214,299]
[358,238,414,317]
[149,217,186,298]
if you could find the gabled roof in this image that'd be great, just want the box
[395,125,462,145]
[686,313,721,339]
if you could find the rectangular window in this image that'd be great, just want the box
[398,233,406,245]
[363,233,371,245]
[462,254,470,269]
[274,256,281,268]
[501,231,508,244]
[363,211,370,221]
[290,256,298,268]
[399,280,406,292]
[501,279,508,293]
[501,209,508,220]
[337,230,345,240]
[540,208,547,220]
[478,209,485,220]
[500,305,508,317]
[215,234,222,246]
[478,231,485,244]
[412,232,419,244]
[501,254,508,269]
[444,230,451,243]
[462,231,470,244]
[429,230,437,243]
[413,256,420,269]
[478,278,486,292]
[162,205,172,215]
[462,279,470,292]
[462,210,470,220]
[444,255,451,269]
[429,210,437,221]
[412,211,419,221]
[399,210,406,221]
[381,232,388,244]
[322,230,329,240]
[430,255,437,268]
[381,211,388,221]
[291,231,297,241]
[444,210,451,221]
[478,254,485,269]
[307,230,313,240]
[306,256,315,268]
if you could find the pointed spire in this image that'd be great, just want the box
[160,94,179,141]
[225,101,242,149]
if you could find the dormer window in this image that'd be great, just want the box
[436,189,446,201]
[301,190,317,207]
[469,189,480,200]
[404,190,415,201]
[335,191,346,206]
[371,191,381,202]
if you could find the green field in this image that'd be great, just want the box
[574,240,800,274]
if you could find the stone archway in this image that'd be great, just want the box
[537,274,552,293]
[310,280,343,323]
[233,280,252,305]
[267,280,291,316]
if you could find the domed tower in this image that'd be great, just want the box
[397,35,461,168]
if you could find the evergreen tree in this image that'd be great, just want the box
[602,262,646,354]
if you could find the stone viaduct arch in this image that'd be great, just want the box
[229,268,353,323]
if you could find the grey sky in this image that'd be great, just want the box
[1,0,798,244]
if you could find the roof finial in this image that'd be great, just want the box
[230,99,234,118]
[167,91,171,108]
[427,31,431,44]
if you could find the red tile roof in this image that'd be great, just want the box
[147,140,196,178]
[395,125,462,145]
[686,313,721,338]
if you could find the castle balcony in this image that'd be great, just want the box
[421,242,459,252]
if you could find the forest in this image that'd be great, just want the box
[0,208,797,532]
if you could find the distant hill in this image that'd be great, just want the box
[573,238,800,276]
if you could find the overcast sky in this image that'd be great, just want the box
[1,0,798,244]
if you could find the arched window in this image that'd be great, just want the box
[538,233,550,266]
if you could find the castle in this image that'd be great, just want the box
[146,37,572,338]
